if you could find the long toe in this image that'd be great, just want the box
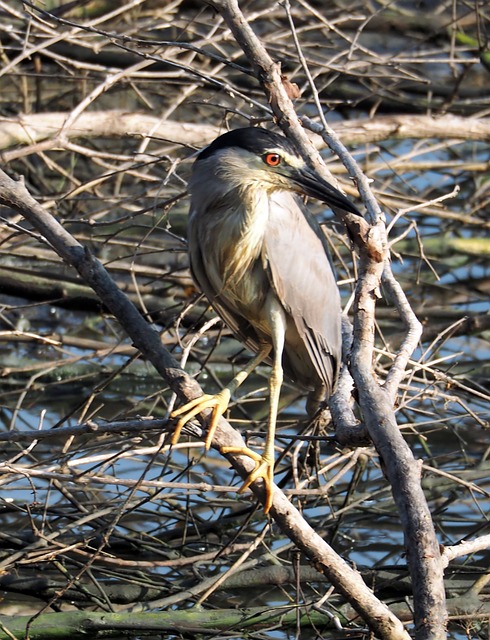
[221,446,275,513]
[170,389,231,448]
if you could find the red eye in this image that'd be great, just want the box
[263,152,281,167]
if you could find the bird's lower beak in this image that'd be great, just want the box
[294,167,361,216]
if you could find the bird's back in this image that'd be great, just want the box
[264,190,341,394]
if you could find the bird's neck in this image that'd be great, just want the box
[218,185,270,286]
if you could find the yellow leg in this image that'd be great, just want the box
[170,345,271,450]
[221,299,286,513]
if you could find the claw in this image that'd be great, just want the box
[170,389,231,449]
[171,382,276,512]
[220,446,275,513]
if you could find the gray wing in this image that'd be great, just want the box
[263,191,342,393]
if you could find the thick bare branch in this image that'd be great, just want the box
[1,112,488,161]
[207,1,447,638]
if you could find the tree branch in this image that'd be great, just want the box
[207,1,446,638]
[1,112,488,162]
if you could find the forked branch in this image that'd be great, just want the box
[208,0,446,637]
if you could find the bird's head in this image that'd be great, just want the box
[193,127,361,216]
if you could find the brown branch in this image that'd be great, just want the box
[0,112,221,161]
[381,266,423,401]
[1,112,488,162]
[441,534,490,569]
[334,113,490,145]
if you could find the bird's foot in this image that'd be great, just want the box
[170,389,231,450]
[220,445,275,513]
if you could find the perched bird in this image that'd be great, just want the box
[171,127,361,512]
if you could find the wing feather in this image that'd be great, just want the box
[263,191,341,393]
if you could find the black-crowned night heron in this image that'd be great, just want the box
[171,127,361,512]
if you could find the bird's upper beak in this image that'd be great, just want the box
[291,166,361,216]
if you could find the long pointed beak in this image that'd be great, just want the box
[292,166,361,216]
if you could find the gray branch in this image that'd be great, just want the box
[207,0,447,638]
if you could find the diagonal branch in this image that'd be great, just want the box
[0,168,410,640]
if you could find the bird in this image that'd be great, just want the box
[171,127,361,513]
